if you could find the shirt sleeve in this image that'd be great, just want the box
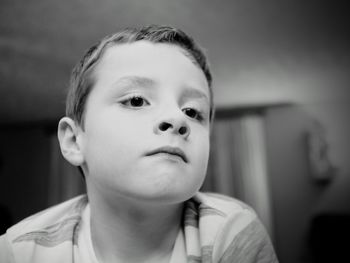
[0,234,15,263]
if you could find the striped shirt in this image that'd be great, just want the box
[0,192,278,262]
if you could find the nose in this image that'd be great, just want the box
[154,116,190,139]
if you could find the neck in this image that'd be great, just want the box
[88,191,183,263]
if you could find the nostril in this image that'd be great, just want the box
[179,126,187,135]
[157,122,189,137]
[159,122,171,131]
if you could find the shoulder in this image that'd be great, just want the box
[185,192,259,241]
[0,234,15,263]
[2,195,88,262]
[186,192,278,262]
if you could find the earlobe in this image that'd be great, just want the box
[57,117,85,166]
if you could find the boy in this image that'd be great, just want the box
[0,25,278,263]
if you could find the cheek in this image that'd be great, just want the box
[191,132,210,171]
[83,119,149,171]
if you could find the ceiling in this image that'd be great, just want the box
[1,0,349,124]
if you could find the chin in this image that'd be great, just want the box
[142,182,202,205]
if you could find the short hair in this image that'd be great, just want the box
[66,25,213,127]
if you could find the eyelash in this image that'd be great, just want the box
[120,95,150,108]
[120,96,205,122]
[183,108,204,121]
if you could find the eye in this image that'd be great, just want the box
[121,96,149,107]
[183,108,203,121]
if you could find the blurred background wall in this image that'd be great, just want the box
[1,1,349,262]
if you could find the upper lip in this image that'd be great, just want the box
[145,146,188,163]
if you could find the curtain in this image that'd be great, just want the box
[203,113,274,236]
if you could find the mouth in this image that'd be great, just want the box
[145,146,188,163]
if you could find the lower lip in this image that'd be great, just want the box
[149,153,185,162]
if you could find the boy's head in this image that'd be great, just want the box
[58,25,214,205]
[66,25,213,128]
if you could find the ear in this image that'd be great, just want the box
[57,117,85,166]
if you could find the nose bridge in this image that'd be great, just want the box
[161,99,183,123]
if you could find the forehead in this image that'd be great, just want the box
[91,41,209,93]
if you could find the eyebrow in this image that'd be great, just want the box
[112,76,156,90]
[181,85,210,104]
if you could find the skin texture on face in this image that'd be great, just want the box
[79,41,211,206]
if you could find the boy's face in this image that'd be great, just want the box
[80,41,210,205]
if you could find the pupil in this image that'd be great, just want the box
[131,97,143,107]
[186,109,196,118]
